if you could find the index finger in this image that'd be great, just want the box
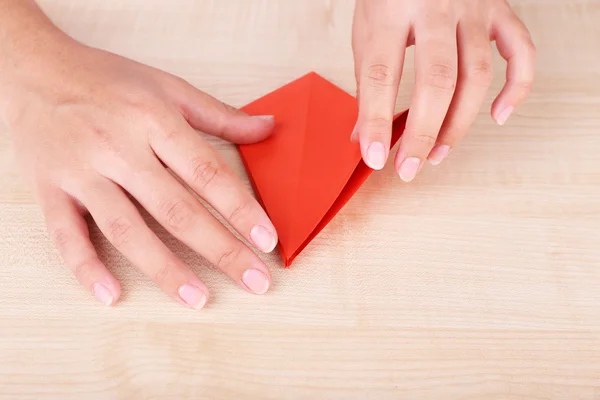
[149,118,278,255]
[354,22,408,170]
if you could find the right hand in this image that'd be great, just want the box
[1,35,278,309]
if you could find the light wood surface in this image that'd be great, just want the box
[1,0,600,398]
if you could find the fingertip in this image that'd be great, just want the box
[229,114,276,144]
[178,282,210,310]
[242,267,271,295]
[494,105,514,126]
[92,278,121,307]
[253,115,275,122]
[396,156,422,182]
[253,114,277,137]
[250,224,278,253]
[427,144,451,166]
[350,121,359,142]
[72,258,121,307]
[364,141,387,170]
[357,122,390,170]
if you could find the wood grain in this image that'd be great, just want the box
[1,1,599,399]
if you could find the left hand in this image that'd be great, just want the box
[351,0,536,181]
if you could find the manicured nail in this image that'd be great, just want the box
[242,269,270,295]
[398,157,421,182]
[496,106,514,125]
[250,225,277,253]
[178,284,207,309]
[366,142,386,170]
[428,144,451,166]
[254,115,275,121]
[93,283,114,306]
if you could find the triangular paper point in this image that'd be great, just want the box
[238,72,407,267]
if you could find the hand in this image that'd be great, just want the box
[351,0,536,180]
[2,35,279,309]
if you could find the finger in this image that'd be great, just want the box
[491,10,536,125]
[69,177,211,309]
[41,189,121,306]
[116,161,273,296]
[149,118,278,254]
[395,15,458,182]
[430,20,493,165]
[166,76,275,144]
[351,0,368,123]
[355,24,408,170]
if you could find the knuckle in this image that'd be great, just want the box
[467,58,494,87]
[143,113,179,143]
[147,123,180,142]
[426,63,457,91]
[160,198,195,233]
[91,127,132,163]
[365,63,397,88]
[90,126,114,147]
[216,246,242,273]
[219,101,241,116]
[228,200,249,225]
[169,75,189,91]
[50,227,71,252]
[366,115,393,128]
[152,264,173,287]
[207,102,235,137]
[410,131,438,147]
[152,124,179,142]
[363,115,393,137]
[190,158,219,190]
[121,88,160,112]
[73,261,96,281]
[105,216,133,248]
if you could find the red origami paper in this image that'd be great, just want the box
[238,72,407,267]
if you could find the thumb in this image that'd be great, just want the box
[169,77,275,144]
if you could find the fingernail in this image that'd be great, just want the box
[350,122,359,142]
[92,283,114,306]
[250,225,277,253]
[254,115,274,121]
[398,157,421,182]
[178,284,207,309]
[428,144,451,166]
[366,142,386,170]
[496,106,514,125]
[242,269,270,295]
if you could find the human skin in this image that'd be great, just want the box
[1,0,536,309]
[0,0,280,309]
[352,0,536,181]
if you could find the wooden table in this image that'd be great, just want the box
[1,1,599,398]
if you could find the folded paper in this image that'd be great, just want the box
[238,72,407,266]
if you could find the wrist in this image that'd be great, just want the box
[0,1,76,125]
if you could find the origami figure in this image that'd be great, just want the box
[239,72,407,266]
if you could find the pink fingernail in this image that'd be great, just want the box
[350,122,359,142]
[496,106,514,125]
[178,284,207,309]
[93,283,114,306]
[242,269,270,295]
[398,157,421,182]
[428,144,451,166]
[366,142,386,170]
[254,115,275,121]
[250,225,277,253]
